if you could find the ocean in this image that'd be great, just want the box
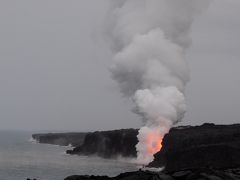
[0,131,138,180]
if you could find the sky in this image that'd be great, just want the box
[0,0,239,131]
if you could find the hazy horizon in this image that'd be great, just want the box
[0,0,240,131]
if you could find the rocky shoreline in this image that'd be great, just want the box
[32,132,87,147]
[64,168,240,180]
[32,129,138,158]
[32,123,240,180]
[66,129,138,158]
[149,123,240,171]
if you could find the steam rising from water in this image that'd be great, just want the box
[105,0,210,164]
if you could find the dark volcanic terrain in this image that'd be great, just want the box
[32,129,138,158]
[64,168,240,180]
[32,132,87,147]
[149,123,240,172]
[33,123,240,180]
[66,129,138,158]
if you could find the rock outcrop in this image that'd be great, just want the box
[32,129,138,158]
[66,129,138,158]
[148,123,240,172]
[33,123,240,178]
[32,124,240,180]
[64,168,240,180]
[32,132,87,147]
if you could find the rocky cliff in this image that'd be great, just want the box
[31,124,240,180]
[33,123,240,168]
[66,129,138,158]
[32,132,87,147]
[64,168,240,180]
[148,123,240,172]
[64,123,240,180]
[32,129,138,158]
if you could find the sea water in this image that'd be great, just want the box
[0,131,138,180]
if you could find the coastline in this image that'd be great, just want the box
[31,124,240,180]
[64,168,240,180]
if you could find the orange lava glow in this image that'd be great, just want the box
[146,132,163,155]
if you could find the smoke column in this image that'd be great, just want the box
[105,0,211,164]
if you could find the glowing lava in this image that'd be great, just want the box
[136,126,165,164]
[146,131,163,155]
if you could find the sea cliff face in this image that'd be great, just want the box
[32,132,87,147]
[32,124,240,180]
[32,129,138,158]
[148,123,240,172]
[63,123,240,180]
[32,124,240,169]
[66,129,138,158]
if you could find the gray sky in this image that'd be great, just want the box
[0,0,239,131]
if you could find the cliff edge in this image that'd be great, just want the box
[148,123,240,172]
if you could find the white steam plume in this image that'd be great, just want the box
[105,0,211,164]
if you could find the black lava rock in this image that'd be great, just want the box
[32,132,87,147]
[66,129,138,158]
[148,123,240,172]
[64,168,240,180]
